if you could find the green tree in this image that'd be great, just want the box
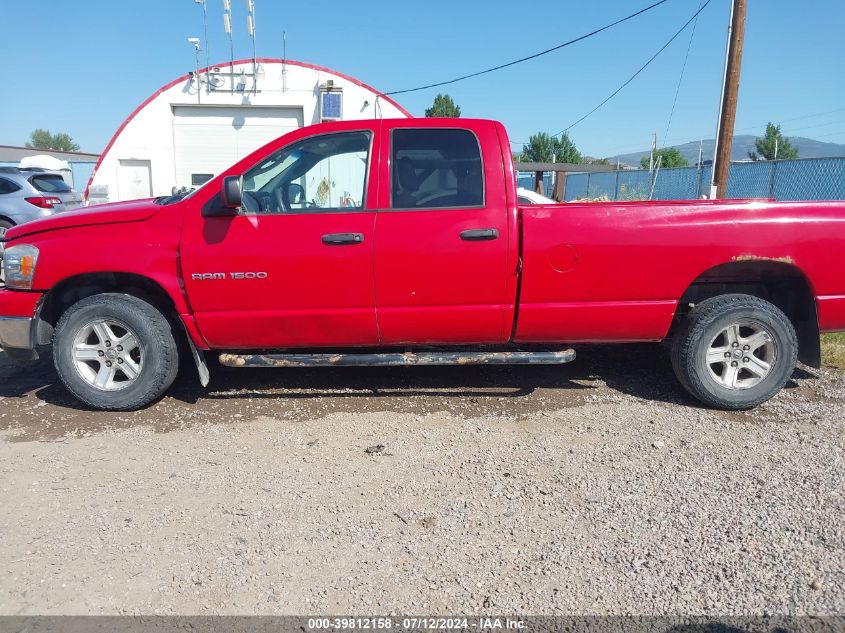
[25,129,80,152]
[520,133,554,162]
[554,132,582,164]
[520,132,582,163]
[425,94,461,118]
[583,157,623,169]
[748,122,798,160]
[640,147,689,170]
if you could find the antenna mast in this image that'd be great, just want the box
[194,0,210,92]
[223,0,234,94]
[282,30,287,92]
[247,0,257,93]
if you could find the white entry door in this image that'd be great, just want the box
[118,159,153,200]
[172,106,303,190]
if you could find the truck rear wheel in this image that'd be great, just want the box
[53,294,180,411]
[671,294,798,410]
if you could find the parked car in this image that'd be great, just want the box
[0,167,83,239]
[1,118,844,411]
[516,187,556,205]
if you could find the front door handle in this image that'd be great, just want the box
[322,233,364,245]
[460,228,499,241]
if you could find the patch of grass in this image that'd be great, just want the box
[821,333,845,369]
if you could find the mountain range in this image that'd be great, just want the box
[606,135,845,167]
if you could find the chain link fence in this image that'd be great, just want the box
[558,157,845,202]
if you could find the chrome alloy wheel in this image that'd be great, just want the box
[71,319,143,391]
[706,320,777,390]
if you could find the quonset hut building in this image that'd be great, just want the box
[85,58,410,204]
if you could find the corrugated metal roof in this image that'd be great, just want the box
[0,145,100,163]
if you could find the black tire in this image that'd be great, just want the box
[671,293,798,410]
[53,294,180,411]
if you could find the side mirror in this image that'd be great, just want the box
[221,175,243,208]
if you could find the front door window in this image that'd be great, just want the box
[241,131,371,213]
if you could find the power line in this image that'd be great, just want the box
[381,0,674,96]
[662,0,704,147]
[555,0,713,136]
[810,129,845,140]
[733,107,845,133]
[781,118,845,134]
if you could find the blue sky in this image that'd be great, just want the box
[1,0,843,157]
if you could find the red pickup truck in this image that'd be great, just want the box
[1,118,844,411]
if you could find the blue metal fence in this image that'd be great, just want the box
[516,173,553,193]
[558,157,845,202]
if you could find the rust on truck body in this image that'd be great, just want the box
[218,349,576,368]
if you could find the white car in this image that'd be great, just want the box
[516,187,556,205]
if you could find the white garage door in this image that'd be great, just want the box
[172,106,303,189]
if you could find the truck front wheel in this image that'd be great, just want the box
[671,294,798,410]
[53,294,180,411]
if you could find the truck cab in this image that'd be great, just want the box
[180,118,517,349]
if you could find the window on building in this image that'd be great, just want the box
[391,128,484,210]
[241,131,371,214]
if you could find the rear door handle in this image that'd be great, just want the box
[322,233,364,245]
[460,228,499,241]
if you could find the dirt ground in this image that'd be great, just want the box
[0,344,843,615]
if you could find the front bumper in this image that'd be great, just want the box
[0,289,46,359]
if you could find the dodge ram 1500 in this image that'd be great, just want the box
[1,118,843,411]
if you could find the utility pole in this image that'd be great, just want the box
[697,137,704,197]
[649,133,656,172]
[648,133,657,198]
[710,0,746,198]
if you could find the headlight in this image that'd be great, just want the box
[3,244,39,289]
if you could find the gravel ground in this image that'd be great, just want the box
[0,344,843,616]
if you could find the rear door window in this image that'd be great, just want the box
[0,177,22,195]
[390,129,484,209]
[29,174,72,193]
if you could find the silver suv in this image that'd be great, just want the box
[0,168,84,239]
